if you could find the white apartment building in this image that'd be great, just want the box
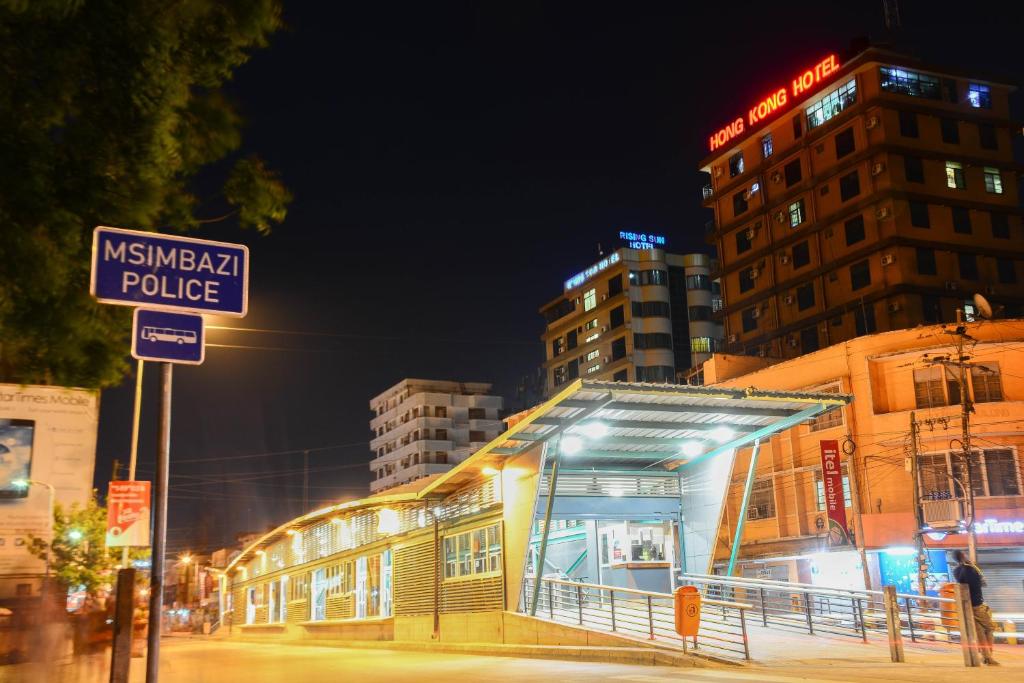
[369,379,504,493]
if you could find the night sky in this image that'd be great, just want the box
[92,2,1024,556]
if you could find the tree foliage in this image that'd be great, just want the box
[0,0,291,388]
[28,494,146,597]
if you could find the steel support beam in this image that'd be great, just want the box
[726,439,761,576]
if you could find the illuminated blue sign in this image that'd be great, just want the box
[564,252,621,291]
[619,231,666,250]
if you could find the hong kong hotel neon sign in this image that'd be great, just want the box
[708,54,840,152]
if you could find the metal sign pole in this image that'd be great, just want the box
[145,363,172,683]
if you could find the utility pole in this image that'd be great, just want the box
[908,412,927,595]
[303,450,309,511]
[112,458,122,482]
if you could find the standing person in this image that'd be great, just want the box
[952,550,999,666]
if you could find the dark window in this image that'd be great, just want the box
[629,270,668,286]
[796,282,815,311]
[922,295,943,324]
[686,274,710,291]
[729,152,745,177]
[739,268,756,293]
[542,299,575,324]
[834,128,855,158]
[551,339,563,357]
[992,213,1010,239]
[735,228,752,254]
[940,118,960,144]
[958,253,979,280]
[553,366,566,386]
[632,301,671,317]
[943,78,958,103]
[845,216,866,246]
[567,358,579,380]
[792,241,810,269]
[904,155,924,183]
[909,201,930,228]
[742,307,758,332]
[952,207,972,234]
[854,304,877,335]
[612,369,628,382]
[997,258,1017,284]
[633,333,673,350]
[784,159,802,187]
[793,115,803,139]
[607,274,623,296]
[839,171,860,202]
[611,336,627,361]
[733,190,748,215]
[978,123,997,150]
[916,247,937,275]
[688,305,713,321]
[800,327,820,353]
[566,329,577,350]
[609,305,625,329]
[850,260,871,290]
[761,133,774,159]
[898,111,919,138]
[635,366,674,383]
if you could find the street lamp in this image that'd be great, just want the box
[11,478,56,592]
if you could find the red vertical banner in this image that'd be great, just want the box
[819,440,851,546]
[106,480,151,548]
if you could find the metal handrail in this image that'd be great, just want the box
[683,572,956,605]
[537,575,751,611]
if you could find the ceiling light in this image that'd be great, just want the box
[579,421,608,439]
[560,435,584,455]
[680,441,703,458]
[710,427,735,444]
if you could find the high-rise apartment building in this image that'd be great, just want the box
[369,379,504,493]
[540,238,722,395]
[700,46,1022,358]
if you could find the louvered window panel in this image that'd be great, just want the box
[393,540,436,616]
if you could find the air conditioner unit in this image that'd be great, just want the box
[771,171,783,184]
[748,508,762,520]
[815,143,825,154]
[921,499,963,529]
[601,326,608,332]
[876,207,891,220]
[743,189,753,201]
[749,267,760,278]
[784,294,795,304]
[888,301,901,313]
[775,211,786,223]
[603,356,610,363]
[780,253,791,264]
[713,166,724,178]
[601,293,608,301]
[789,337,799,347]
[727,334,737,343]
[866,115,880,130]
[945,281,958,291]
[881,254,895,266]
[871,162,886,176]
[757,348,767,357]
[751,308,761,319]
[745,227,756,240]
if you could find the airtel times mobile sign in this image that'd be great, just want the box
[708,54,840,152]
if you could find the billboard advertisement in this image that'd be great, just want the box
[819,439,851,546]
[106,481,151,547]
[0,384,99,589]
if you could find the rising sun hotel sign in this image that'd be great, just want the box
[708,54,841,152]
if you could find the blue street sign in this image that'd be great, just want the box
[91,226,249,317]
[132,309,205,365]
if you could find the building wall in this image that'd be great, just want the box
[369,379,504,492]
[702,321,1024,579]
[701,49,1023,360]
[540,248,723,394]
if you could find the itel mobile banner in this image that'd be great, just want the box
[819,439,852,546]
[106,480,151,548]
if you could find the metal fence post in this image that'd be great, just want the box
[759,587,767,626]
[883,586,905,663]
[740,607,750,660]
[803,593,814,634]
[647,595,655,640]
[953,583,981,667]
[904,597,916,643]
[548,581,554,619]
[576,584,584,625]
[856,597,867,642]
[609,590,616,632]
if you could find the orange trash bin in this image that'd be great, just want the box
[674,586,701,637]
[939,582,958,628]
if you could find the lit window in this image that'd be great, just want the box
[968,83,991,109]
[585,364,602,374]
[689,337,720,354]
[761,133,773,159]
[815,471,852,510]
[945,161,965,189]
[879,66,940,99]
[983,167,1003,194]
[584,332,599,343]
[805,79,857,130]
[443,524,501,579]
[747,479,775,519]
[585,349,600,362]
[729,152,744,177]
[583,288,597,311]
[584,318,599,330]
[789,199,805,228]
